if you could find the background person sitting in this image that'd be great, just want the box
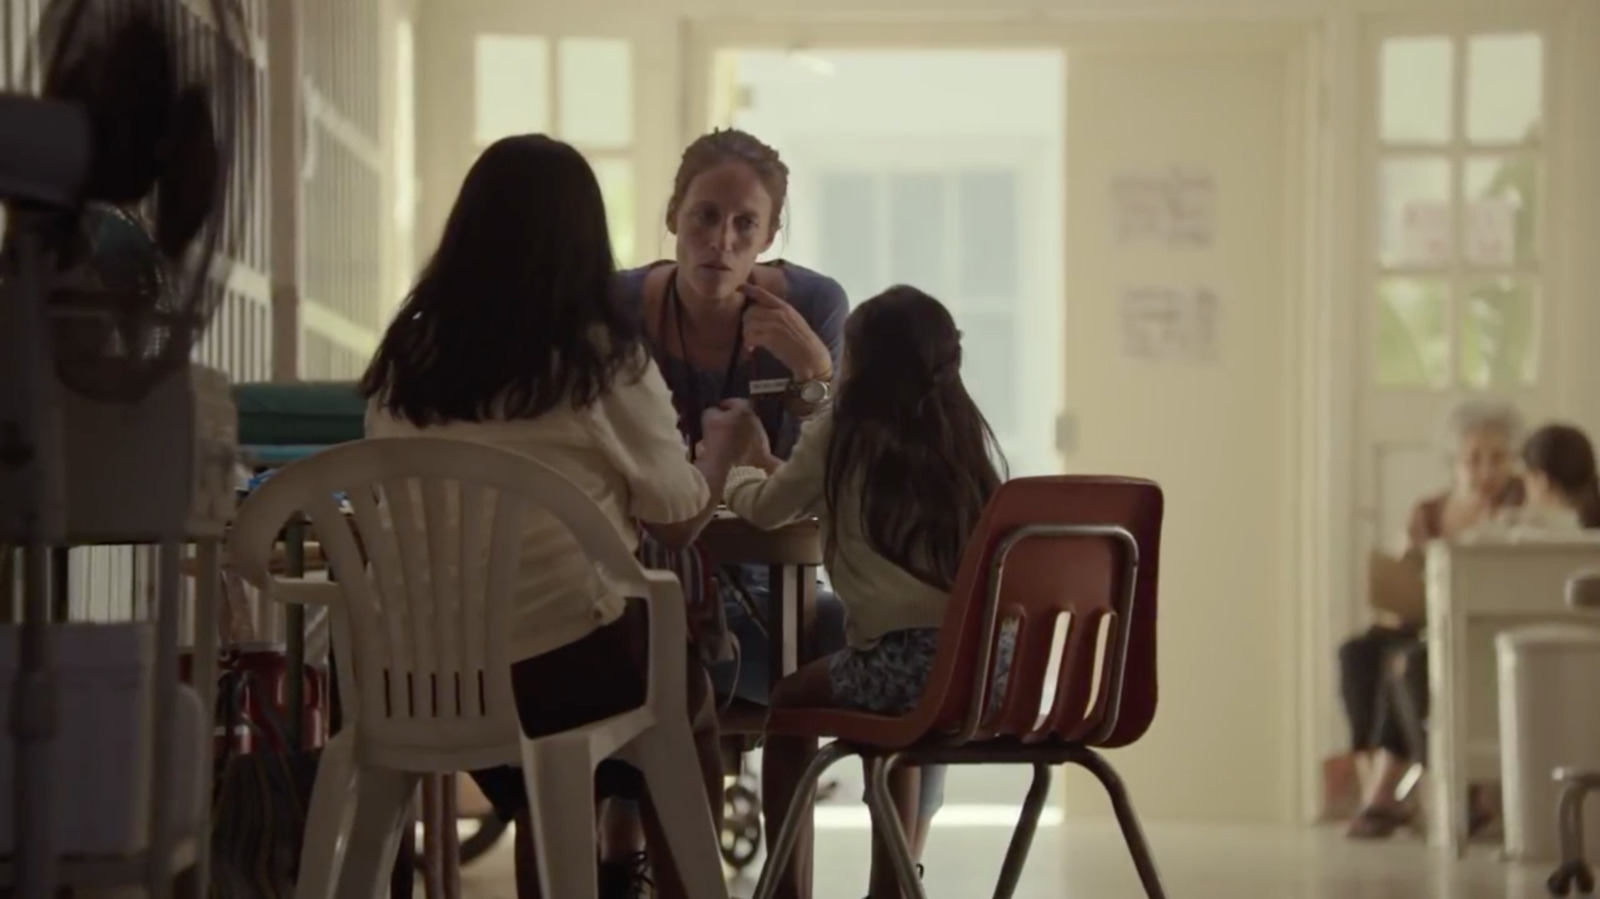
[1339,398,1524,839]
[1493,423,1600,532]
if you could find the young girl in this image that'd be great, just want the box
[1509,423,1600,531]
[704,285,1006,899]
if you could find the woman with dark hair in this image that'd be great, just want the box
[360,134,730,899]
[708,286,1010,899]
[1516,423,1600,529]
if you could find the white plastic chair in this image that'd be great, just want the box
[228,436,728,899]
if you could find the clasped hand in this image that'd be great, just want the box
[696,399,768,467]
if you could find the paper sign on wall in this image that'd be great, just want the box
[1466,199,1517,267]
[1397,199,1517,267]
[1120,285,1220,364]
[1112,167,1216,249]
[1399,201,1452,267]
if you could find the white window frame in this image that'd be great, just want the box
[469,33,646,268]
[1362,15,1559,407]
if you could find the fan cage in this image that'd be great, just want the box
[4,0,258,403]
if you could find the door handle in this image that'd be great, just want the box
[1055,411,1078,456]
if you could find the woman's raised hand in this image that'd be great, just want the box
[738,284,831,381]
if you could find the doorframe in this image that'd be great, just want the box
[683,16,1332,825]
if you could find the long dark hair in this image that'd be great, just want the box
[360,135,643,424]
[823,286,1006,590]
[1523,423,1600,528]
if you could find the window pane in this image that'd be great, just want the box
[557,38,633,148]
[1377,157,1453,267]
[958,313,1016,434]
[1375,278,1450,388]
[1466,34,1543,145]
[1460,278,1538,387]
[956,170,1019,302]
[818,172,879,304]
[1464,155,1538,268]
[475,35,549,144]
[888,174,946,293]
[592,157,636,267]
[1380,37,1454,145]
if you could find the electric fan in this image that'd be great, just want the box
[0,1,252,896]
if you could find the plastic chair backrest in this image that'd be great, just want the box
[914,476,1164,748]
[229,436,655,760]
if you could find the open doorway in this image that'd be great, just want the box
[710,48,1068,479]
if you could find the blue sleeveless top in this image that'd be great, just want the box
[617,261,847,459]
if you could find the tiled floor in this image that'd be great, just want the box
[449,815,1571,899]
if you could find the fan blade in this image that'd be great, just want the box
[154,87,219,259]
[46,7,176,205]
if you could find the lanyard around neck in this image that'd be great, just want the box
[664,269,750,458]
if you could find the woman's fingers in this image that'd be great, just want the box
[737,283,788,309]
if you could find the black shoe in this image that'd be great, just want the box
[598,851,653,899]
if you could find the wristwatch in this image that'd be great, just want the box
[787,378,831,405]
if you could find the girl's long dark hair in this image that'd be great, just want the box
[360,135,643,425]
[1523,423,1600,528]
[823,286,1006,590]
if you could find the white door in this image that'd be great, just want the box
[1062,42,1302,823]
[1355,22,1556,593]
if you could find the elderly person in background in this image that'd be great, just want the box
[1339,398,1524,839]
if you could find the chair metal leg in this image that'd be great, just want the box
[864,754,928,899]
[991,763,1052,899]
[750,741,856,899]
[1558,780,1590,864]
[1394,762,1426,805]
[1066,748,1168,899]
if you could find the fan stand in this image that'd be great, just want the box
[5,224,66,899]
[2,218,229,899]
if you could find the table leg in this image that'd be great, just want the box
[768,564,820,899]
[420,774,462,899]
[423,776,444,899]
[443,773,461,899]
[767,563,819,686]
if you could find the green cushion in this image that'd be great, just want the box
[233,381,366,447]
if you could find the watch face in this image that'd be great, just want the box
[799,380,828,403]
